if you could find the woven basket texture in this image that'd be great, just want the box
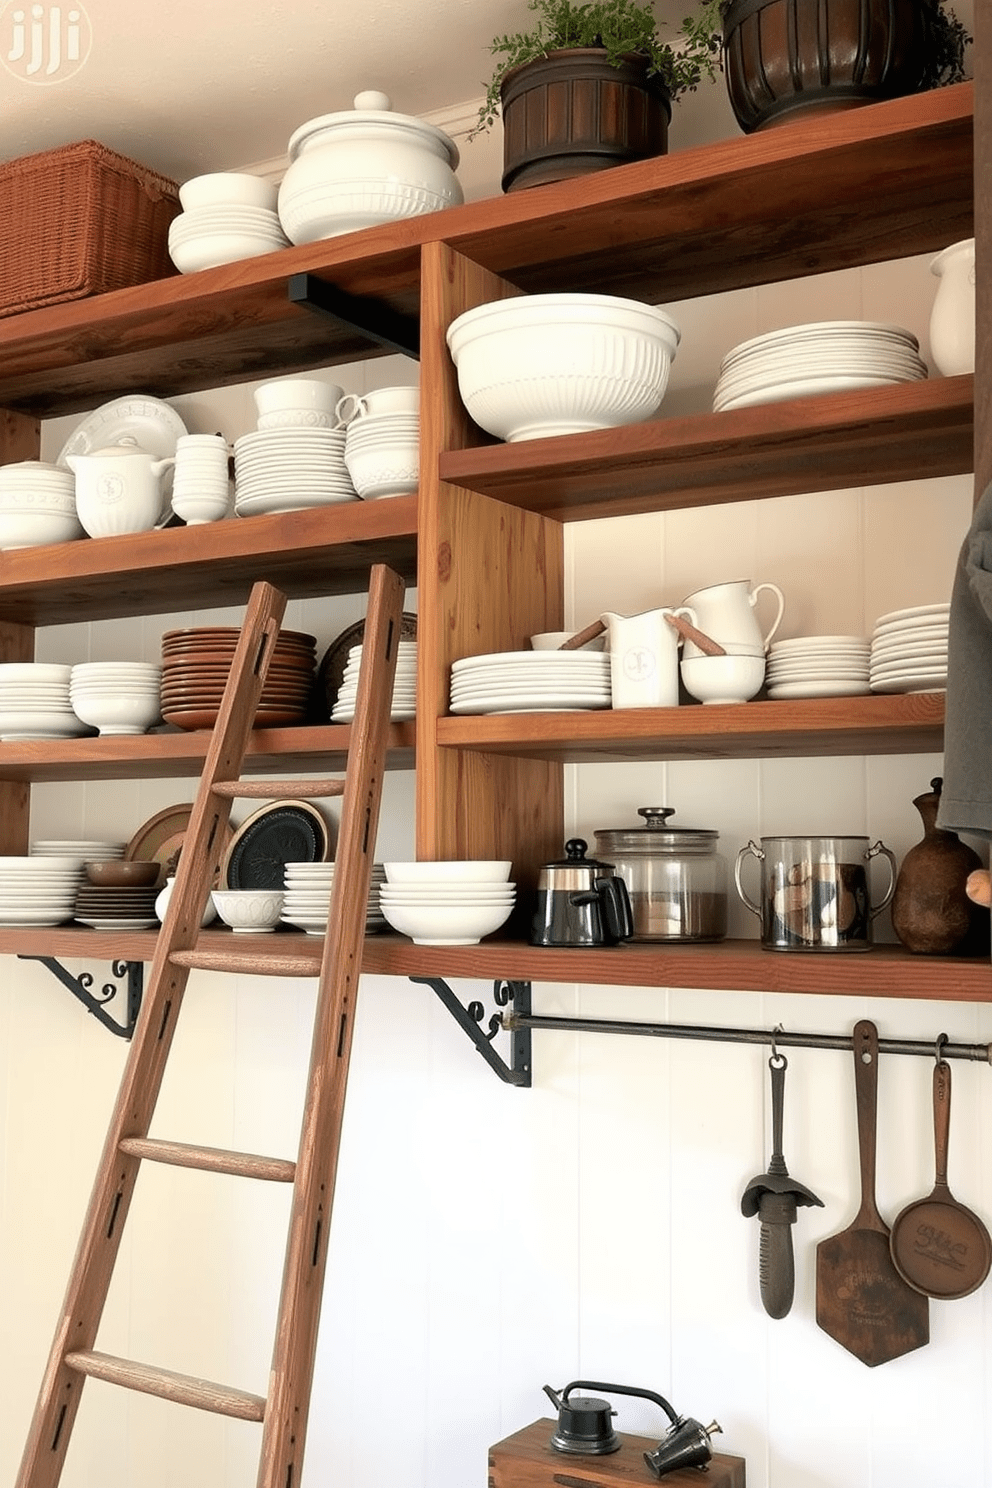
[0,138,180,317]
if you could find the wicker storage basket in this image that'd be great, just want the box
[0,138,181,318]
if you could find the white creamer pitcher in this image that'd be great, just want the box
[599,606,697,708]
[680,578,784,658]
[929,237,975,377]
[67,439,175,538]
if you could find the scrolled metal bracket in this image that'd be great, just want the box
[19,956,144,1040]
[410,976,532,1086]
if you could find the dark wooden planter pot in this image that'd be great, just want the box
[499,48,671,193]
[722,0,929,132]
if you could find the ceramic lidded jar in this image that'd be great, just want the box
[277,89,463,245]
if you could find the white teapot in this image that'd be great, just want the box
[67,438,175,538]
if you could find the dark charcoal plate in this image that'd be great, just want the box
[221,800,330,890]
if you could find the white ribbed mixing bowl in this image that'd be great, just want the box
[446,293,680,442]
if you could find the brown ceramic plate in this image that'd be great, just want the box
[123,804,232,887]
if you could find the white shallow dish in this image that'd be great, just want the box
[766,679,872,698]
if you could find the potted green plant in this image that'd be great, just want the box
[722,0,971,134]
[471,0,724,192]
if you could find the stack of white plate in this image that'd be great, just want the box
[331,641,417,723]
[232,428,358,517]
[0,854,86,927]
[869,603,950,693]
[0,662,92,741]
[713,321,928,412]
[449,650,612,714]
[168,206,290,273]
[32,840,125,859]
[765,635,871,699]
[280,861,387,936]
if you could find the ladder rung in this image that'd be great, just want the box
[211,779,345,799]
[118,1136,295,1183]
[63,1350,266,1422]
[170,947,322,976]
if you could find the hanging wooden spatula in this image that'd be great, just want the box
[815,1020,930,1365]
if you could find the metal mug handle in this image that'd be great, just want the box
[734,840,764,917]
[865,839,897,919]
[749,582,785,649]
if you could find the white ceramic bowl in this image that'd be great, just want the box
[379,896,514,945]
[179,173,280,212]
[0,507,83,548]
[446,293,680,442]
[680,653,766,704]
[68,688,162,736]
[169,232,286,274]
[211,888,285,932]
[530,631,606,651]
[343,438,418,500]
[383,859,512,883]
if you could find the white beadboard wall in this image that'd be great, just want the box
[1,75,987,1488]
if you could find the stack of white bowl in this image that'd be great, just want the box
[341,386,419,499]
[0,854,86,927]
[379,860,515,945]
[171,434,232,526]
[233,378,358,517]
[765,635,871,699]
[331,640,416,723]
[169,173,289,273]
[0,663,91,741]
[0,461,83,549]
[69,662,163,736]
[869,603,950,693]
[280,860,387,935]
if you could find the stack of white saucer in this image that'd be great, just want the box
[449,649,611,714]
[280,860,387,935]
[233,428,358,517]
[765,636,871,699]
[869,603,950,693]
[332,640,417,723]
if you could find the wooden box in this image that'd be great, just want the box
[489,1420,746,1488]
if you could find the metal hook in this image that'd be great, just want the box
[769,1023,786,1069]
[935,1031,949,1065]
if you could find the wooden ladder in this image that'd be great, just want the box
[16,563,405,1488]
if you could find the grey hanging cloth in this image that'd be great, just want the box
[937,477,992,838]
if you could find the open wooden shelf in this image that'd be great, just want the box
[0,722,416,782]
[0,497,418,625]
[439,377,974,522]
[0,85,970,419]
[437,691,945,763]
[10,928,990,1005]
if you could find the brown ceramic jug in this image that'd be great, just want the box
[891,777,990,955]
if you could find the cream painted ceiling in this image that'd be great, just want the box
[0,0,545,179]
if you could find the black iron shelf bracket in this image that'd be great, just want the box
[19,956,144,1040]
[410,976,532,1086]
[504,1009,992,1065]
[288,271,420,360]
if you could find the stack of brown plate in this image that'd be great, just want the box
[160,625,317,731]
[73,883,159,930]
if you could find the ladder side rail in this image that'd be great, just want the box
[16,580,288,1488]
[257,563,405,1488]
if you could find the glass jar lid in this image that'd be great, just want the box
[594,806,720,854]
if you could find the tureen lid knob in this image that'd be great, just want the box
[354,89,391,112]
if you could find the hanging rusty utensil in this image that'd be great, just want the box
[815,1020,929,1365]
[741,1048,823,1319]
[889,1055,992,1299]
[663,611,726,656]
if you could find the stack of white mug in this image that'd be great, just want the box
[171,434,233,525]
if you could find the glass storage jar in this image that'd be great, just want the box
[594,806,727,942]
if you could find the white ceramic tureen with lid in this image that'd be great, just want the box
[277,89,463,244]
